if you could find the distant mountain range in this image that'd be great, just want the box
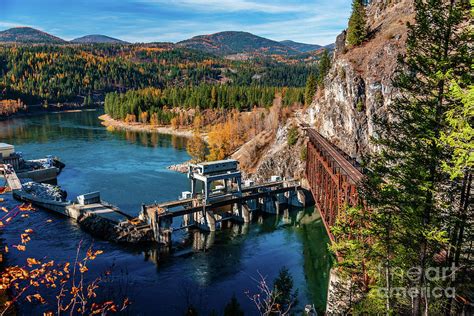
[71,34,129,44]
[178,31,301,55]
[279,40,322,53]
[0,27,332,56]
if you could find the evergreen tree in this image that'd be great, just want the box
[83,93,92,106]
[187,132,207,162]
[211,86,217,108]
[440,80,473,315]
[317,49,331,87]
[304,73,317,106]
[223,294,244,316]
[346,0,367,46]
[273,267,298,313]
[347,0,472,314]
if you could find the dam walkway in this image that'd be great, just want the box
[140,160,308,245]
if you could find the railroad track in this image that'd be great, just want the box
[302,125,363,184]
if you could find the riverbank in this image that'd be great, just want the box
[99,114,196,138]
[167,162,189,173]
[0,104,101,120]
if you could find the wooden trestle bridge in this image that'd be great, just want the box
[304,126,365,243]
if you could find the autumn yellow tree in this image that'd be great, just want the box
[150,112,159,126]
[193,114,202,131]
[206,120,235,161]
[140,111,149,124]
[170,117,179,129]
[186,115,207,162]
[187,133,207,162]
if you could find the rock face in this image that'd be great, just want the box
[78,214,154,244]
[235,1,414,182]
[306,0,414,159]
[334,30,347,55]
[247,118,307,183]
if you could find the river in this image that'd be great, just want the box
[0,110,332,315]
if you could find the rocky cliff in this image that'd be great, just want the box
[306,0,414,158]
[239,0,414,181]
[232,116,307,182]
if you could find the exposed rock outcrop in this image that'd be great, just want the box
[306,0,414,159]
[78,214,154,244]
[236,117,306,183]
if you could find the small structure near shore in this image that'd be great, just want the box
[0,164,22,190]
[66,192,154,243]
[13,181,69,212]
[0,143,64,183]
[6,173,154,244]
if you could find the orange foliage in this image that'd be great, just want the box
[186,131,207,162]
[140,111,149,124]
[170,117,179,129]
[0,197,130,315]
[124,114,137,123]
[0,99,25,116]
[150,112,159,126]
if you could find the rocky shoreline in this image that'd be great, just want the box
[99,114,195,138]
[167,162,189,173]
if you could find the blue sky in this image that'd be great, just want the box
[0,0,351,45]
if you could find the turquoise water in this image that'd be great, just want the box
[0,110,332,315]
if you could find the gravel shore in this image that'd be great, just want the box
[99,114,195,138]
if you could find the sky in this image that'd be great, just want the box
[0,0,351,45]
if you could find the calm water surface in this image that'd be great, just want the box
[0,110,332,315]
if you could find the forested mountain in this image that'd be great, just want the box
[0,27,333,58]
[71,35,128,44]
[0,26,322,114]
[0,27,66,44]
[0,44,316,105]
[279,40,322,53]
[177,31,300,56]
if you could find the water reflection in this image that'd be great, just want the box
[0,110,187,151]
[141,207,332,312]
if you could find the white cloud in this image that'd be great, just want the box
[119,12,346,45]
[124,0,350,44]
[140,0,308,13]
[0,21,30,29]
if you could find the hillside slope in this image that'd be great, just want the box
[244,0,415,182]
[280,40,322,53]
[177,31,299,56]
[0,27,66,44]
[71,34,128,44]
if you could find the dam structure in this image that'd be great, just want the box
[140,159,308,245]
